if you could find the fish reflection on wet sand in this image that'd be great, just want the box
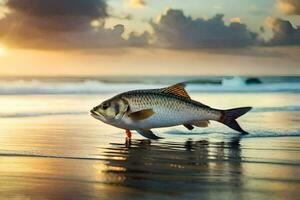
[103,139,244,194]
[96,138,300,199]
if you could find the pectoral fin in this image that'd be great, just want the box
[128,109,154,121]
[136,129,162,140]
[192,120,210,127]
[183,124,194,130]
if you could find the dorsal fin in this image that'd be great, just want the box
[159,83,210,108]
[160,83,191,99]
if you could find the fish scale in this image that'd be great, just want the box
[119,90,220,129]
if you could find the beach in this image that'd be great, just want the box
[1,0,299,198]
[0,76,300,200]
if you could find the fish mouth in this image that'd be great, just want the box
[90,109,97,115]
[90,109,103,118]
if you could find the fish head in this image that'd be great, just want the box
[90,97,128,123]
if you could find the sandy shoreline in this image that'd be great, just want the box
[1,137,300,200]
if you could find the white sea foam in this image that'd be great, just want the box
[0,77,299,95]
[0,80,164,95]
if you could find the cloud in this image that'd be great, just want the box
[4,0,107,32]
[0,0,146,49]
[277,0,300,15]
[127,31,150,46]
[0,17,124,49]
[129,0,146,8]
[150,9,257,49]
[7,0,107,18]
[265,17,300,46]
[1,2,299,50]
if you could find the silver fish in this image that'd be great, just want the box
[90,83,252,139]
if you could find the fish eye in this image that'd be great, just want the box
[102,102,110,110]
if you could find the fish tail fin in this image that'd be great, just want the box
[219,107,252,134]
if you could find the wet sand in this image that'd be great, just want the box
[1,136,300,200]
[0,92,300,199]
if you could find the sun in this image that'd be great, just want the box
[0,44,7,56]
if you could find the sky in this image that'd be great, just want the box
[0,0,299,76]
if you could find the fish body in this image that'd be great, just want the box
[111,90,220,130]
[91,83,252,139]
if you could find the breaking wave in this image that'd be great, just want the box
[0,76,299,95]
[0,80,165,95]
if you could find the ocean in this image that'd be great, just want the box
[0,76,300,199]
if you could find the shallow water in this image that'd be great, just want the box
[0,89,300,199]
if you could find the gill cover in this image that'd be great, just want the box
[93,97,129,120]
[114,98,129,120]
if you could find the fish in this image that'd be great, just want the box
[90,83,252,140]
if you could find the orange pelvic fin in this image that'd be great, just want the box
[126,129,132,139]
